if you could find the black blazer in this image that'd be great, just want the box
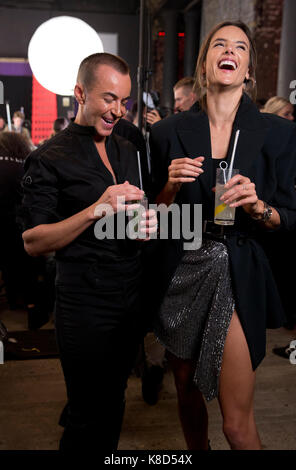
[149,93,296,370]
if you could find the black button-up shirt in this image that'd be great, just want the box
[21,122,142,264]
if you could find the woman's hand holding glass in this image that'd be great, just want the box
[220,173,260,217]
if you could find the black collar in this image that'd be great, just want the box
[68,121,97,136]
[68,121,113,149]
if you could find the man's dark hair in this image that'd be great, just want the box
[53,117,69,133]
[77,52,130,91]
[13,110,25,120]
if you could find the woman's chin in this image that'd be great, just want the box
[209,82,244,93]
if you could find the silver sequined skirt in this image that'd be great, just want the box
[154,238,235,401]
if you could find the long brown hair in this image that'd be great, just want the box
[193,20,257,110]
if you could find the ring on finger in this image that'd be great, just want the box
[242,184,248,191]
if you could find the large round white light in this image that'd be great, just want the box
[28,16,104,96]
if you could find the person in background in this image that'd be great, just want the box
[51,116,69,136]
[0,132,50,329]
[130,100,162,130]
[5,110,34,149]
[260,96,294,121]
[0,116,6,132]
[173,76,198,113]
[0,132,29,309]
[261,96,296,352]
[38,117,70,146]
[145,107,162,127]
[261,94,296,330]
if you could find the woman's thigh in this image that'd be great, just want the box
[218,311,256,419]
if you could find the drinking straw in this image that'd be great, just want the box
[228,129,240,180]
[219,160,228,184]
[137,151,143,191]
[6,102,12,131]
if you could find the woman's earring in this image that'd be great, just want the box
[248,77,256,86]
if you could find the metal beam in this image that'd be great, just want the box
[137,0,145,132]
[184,0,201,12]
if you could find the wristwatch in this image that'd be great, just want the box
[252,200,273,222]
[262,201,273,222]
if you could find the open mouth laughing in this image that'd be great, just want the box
[218,59,238,70]
[102,116,117,129]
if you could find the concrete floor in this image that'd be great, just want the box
[0,297,296,451]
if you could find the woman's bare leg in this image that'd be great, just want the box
[218,311,261,450]
[167,351,209,450]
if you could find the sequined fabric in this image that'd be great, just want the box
[154,239,235,401]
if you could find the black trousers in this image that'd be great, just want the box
[54,258,144,453]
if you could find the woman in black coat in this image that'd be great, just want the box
[149,20,296,450]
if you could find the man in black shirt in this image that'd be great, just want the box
[21,53,157,453]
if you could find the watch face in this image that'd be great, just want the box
[263,204,272,221]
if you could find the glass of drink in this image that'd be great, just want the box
[214,168,239,225]
[127,195,149,239]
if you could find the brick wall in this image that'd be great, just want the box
[200,0,256,40]
[254,0,284,104]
